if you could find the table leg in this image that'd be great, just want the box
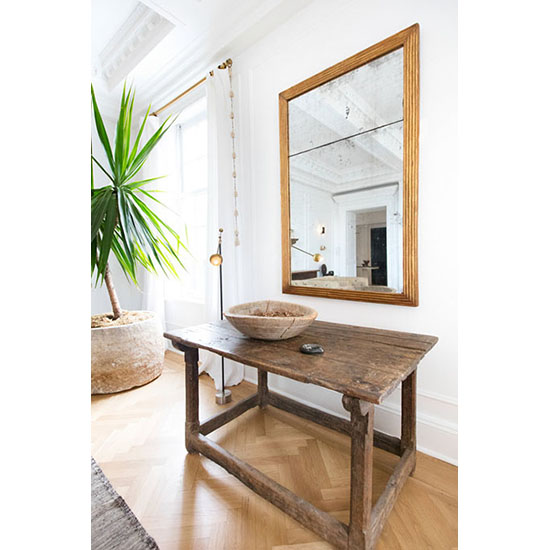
[401,369,417,473]
[258,369,268,409]
[343,396,375,550]
[185,347,200,454]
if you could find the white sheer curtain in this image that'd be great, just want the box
[139,70,244,389]
[140,116,165,326]
[139,115,178,333]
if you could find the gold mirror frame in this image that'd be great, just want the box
[280,24,419,306]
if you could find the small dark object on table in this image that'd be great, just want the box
[300,343,324,355]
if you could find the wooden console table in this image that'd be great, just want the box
[164,320,437,550]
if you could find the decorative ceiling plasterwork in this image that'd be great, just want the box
[99,3,175,92]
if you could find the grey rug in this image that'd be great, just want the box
[91,458,159,550]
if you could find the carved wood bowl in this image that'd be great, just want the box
[224,300,318,341]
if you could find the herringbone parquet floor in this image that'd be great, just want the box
[91,351,457,549]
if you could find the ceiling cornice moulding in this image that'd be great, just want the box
[99,2,175,91]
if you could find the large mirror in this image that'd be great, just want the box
[280,25,419,305]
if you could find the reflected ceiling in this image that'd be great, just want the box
[288,49,403,193]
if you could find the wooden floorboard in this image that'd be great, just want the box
[91,351,458,549]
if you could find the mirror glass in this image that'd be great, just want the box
[288,48,404,294]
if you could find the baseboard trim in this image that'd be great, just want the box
[416,445,458,467]
[417,388,458,407]
[377,399,457,435]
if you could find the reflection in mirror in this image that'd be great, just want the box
[288,48,403,293]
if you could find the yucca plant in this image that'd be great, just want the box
[91,83,186,320]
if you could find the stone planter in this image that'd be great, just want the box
[91,312,164,394]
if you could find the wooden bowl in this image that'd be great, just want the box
[224,300,317,341]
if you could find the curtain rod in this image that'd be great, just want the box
[151,58,232,117]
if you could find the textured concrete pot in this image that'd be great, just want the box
[224,300,317,341]
[91,312,164,394]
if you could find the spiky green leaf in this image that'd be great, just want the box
[91,84,115,174]
[91,81,187,287]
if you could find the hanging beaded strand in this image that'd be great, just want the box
[227,62,240,246]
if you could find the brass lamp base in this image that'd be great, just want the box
[215,389,232,405]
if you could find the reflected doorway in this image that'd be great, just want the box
[355,207,387,286]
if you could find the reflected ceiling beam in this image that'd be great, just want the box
[308,89,402,170]
[289,99,401,175]
[339,83,403,162]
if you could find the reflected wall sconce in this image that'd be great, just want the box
[209,228,232,405]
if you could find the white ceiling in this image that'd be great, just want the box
[92,0,313,119]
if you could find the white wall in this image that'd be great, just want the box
[234,0,458,463]
[290,181,335,272]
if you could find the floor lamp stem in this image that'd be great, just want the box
[219,241,224,394]
[215,234,231,405]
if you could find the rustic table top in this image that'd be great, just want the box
[165,320,437,404]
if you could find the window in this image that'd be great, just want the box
[165,95,208,304]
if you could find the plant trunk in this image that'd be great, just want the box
[104,262,123,320]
